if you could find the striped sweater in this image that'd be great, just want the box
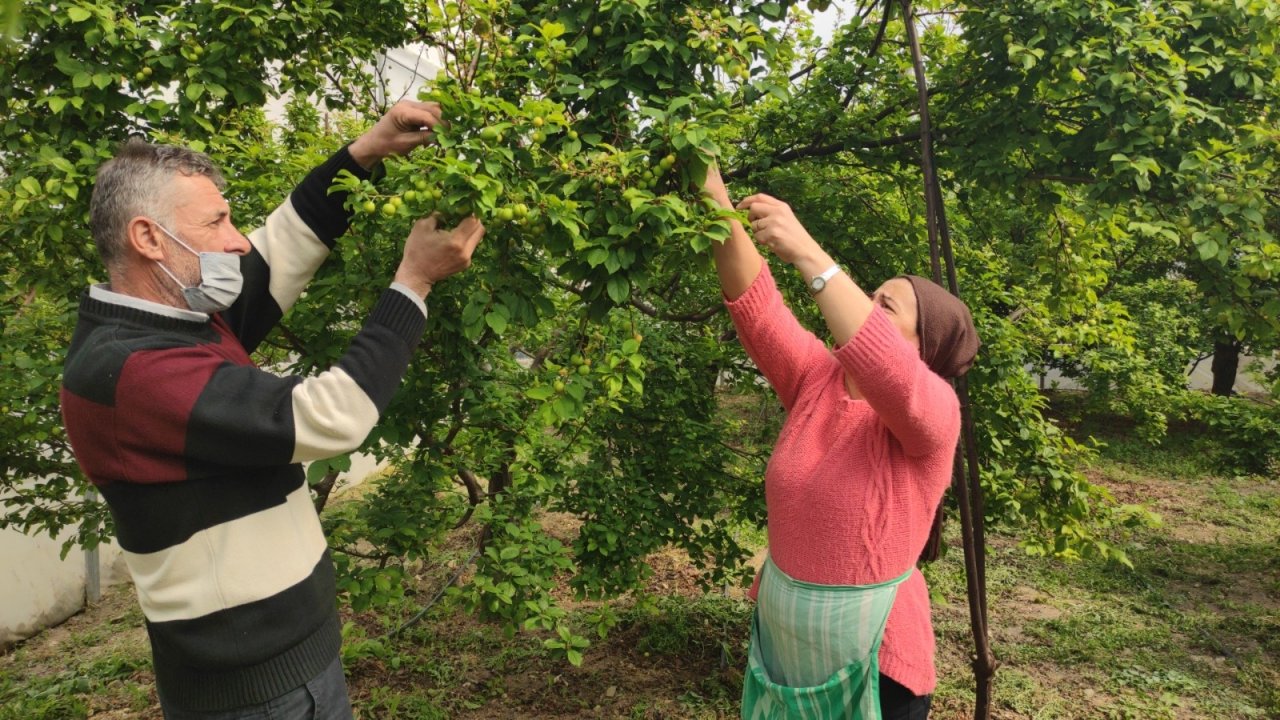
[724,262,960,697]
[60,147,426,711]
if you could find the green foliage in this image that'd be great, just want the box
[1170,391,1280,476]
[292,0,796,661]
[0,274,100,553]
[953,0,1280,354]
[621,592,750,658]
[362,687,451,720]
[0,653,149,720]
[4,0,1278,671]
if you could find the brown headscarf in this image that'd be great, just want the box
[899,275,980,378]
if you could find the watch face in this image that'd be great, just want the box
[810,277,825,292]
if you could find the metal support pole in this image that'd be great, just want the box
[84,487,101,605]
[899,2,998,717]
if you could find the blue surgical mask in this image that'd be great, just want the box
[152,222,244,313]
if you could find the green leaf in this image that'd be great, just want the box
[485,310,508,334]
[526,385,554,400]
[1197,238,1220,261]
[586,248,609,267]
[66,6,91,22]
[606,276,630,304]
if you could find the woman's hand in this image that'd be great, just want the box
[702,165,734,209]
[737,194,822,269]
[698,163,762,301]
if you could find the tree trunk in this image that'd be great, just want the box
[1210,340,1240,396]
[311,469,340,514]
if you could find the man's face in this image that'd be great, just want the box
[157,175,250,285]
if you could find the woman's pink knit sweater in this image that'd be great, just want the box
[725,263,960,697]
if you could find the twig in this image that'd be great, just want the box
[385,546,482,637]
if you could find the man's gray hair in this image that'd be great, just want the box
[89,138,226,273]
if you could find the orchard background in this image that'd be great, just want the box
[0,0,1277,711]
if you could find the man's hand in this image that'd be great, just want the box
[348,100,445,170]
[393,214,486,298]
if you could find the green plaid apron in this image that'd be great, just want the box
[742,557,912,720]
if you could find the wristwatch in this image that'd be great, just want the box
[808,264,842,295]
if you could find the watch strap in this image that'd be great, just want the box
[808,264,842,294]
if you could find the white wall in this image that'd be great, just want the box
[263,44,441,123]
[0,523,127,650]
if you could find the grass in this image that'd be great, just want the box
[922,396,1279,719]
[1,396,1276,719]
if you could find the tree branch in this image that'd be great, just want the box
[840,0,894,112]
[768,131,923,165]
[629,295,723,322]
[452,468,484,529]
[1024,174,1097,185]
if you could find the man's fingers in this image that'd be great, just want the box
[458,216,486,253]
[393,101,445,132]
[418,105,444,131]
[416,213,440,234]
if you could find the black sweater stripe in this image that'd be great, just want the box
[148,555,341,711]
[336,289,428,412]
[100,467,302,554]
[62,298,215,405]
[185,356,302,470]
[288,144,370,249]
[221,249,281,354]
